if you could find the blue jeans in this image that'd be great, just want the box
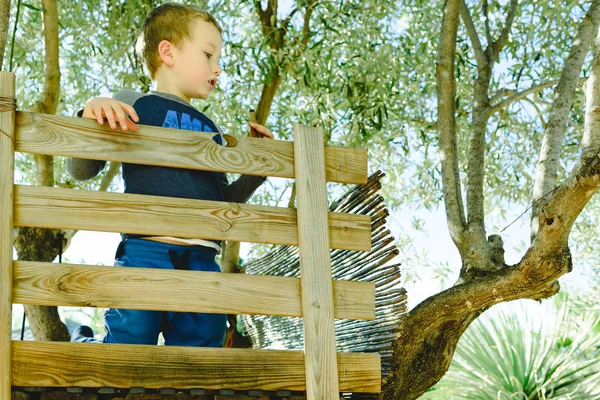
[76,238,226,347]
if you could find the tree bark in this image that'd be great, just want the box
[0,0,9,71]
[458,0,520,277]
[437,0,466,251]
[582,32,600,159]
[531,0,600,240]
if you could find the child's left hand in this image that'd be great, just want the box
[248,122,274,139]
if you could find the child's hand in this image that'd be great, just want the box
[248,122,274,139]
[82,97,140,132]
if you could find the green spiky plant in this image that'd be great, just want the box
[421,300,600,400]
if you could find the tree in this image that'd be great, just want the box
[382,0,600,398]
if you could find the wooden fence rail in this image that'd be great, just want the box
[15,111,368,184]
[14,184,372,251]
[13,261,375,320]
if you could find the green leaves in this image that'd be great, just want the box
[6,0,596,213]
[423,301,600,399]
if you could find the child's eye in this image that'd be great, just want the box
[204,52,213,59]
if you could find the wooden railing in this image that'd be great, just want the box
[0,71,380,399]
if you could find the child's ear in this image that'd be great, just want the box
[157,40,175,66]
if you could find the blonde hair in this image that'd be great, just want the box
[136,3,222,79]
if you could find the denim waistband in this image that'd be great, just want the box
[117,238,218,262]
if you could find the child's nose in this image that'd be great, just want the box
[214,65,222,76]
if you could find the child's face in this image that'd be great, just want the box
[172,19,222,100]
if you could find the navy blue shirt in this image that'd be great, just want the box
[67,90,266,247]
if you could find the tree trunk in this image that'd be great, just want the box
[12,0,71,342]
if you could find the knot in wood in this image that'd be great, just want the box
[222,134,238,148]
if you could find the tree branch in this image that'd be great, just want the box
[465,90,489,239]
[281,7,299,33]
[463,1,521,240]
[31,0,60,193]
[532,0,600,240]
[491,0,519,57]
[437,0,466,249]
[459,0,487,67]
[254,0,268,26]
[489,87,514,103]
[32,0,60,115]
[99,161,121,192]
[255,0,316,124]
[581,27,600,162]
[482,0,492,46]
[300,0,316,48]
[0,0,10,71]
[254,0,276,45]
[488,80,560,115]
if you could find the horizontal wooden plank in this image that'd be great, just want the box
[15,111,368,184]
[14,185,371,251]
[13,261,376,320]
[12,341,381,392]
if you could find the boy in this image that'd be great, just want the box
[68,3,273,347]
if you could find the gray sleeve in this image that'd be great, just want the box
[67,158,107,181]
[66,105,107,180]
[221,172,266,203]
[214,122,267,203]
[66,90,139,181]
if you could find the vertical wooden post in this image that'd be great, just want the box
[293,124,339,399]
[0,72,16,398]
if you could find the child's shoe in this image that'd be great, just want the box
[70,325,94,342]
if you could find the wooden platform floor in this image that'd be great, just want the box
[11,388,380,400]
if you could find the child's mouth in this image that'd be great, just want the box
[209,79,217,88]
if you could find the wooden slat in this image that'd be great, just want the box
[294,125,340,399]
[14,185,372,252]
[12,341,380,392]
[15,111,368,184]
[0,72,16,400]
[13,261,376,320]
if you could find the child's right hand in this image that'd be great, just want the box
[82,97,140,132]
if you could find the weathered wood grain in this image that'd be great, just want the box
[13,261,376,320]
[14,185,372,251]
[293,125,340,399]
[0,72,16,400]
[15,111,368,184]
[12,341,381,393]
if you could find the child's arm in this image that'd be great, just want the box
[221,122,274,202]
[221,173,267,203]
[67,95,139,181]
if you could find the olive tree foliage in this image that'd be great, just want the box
[9,0,593,209]
[8,0,598,208]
